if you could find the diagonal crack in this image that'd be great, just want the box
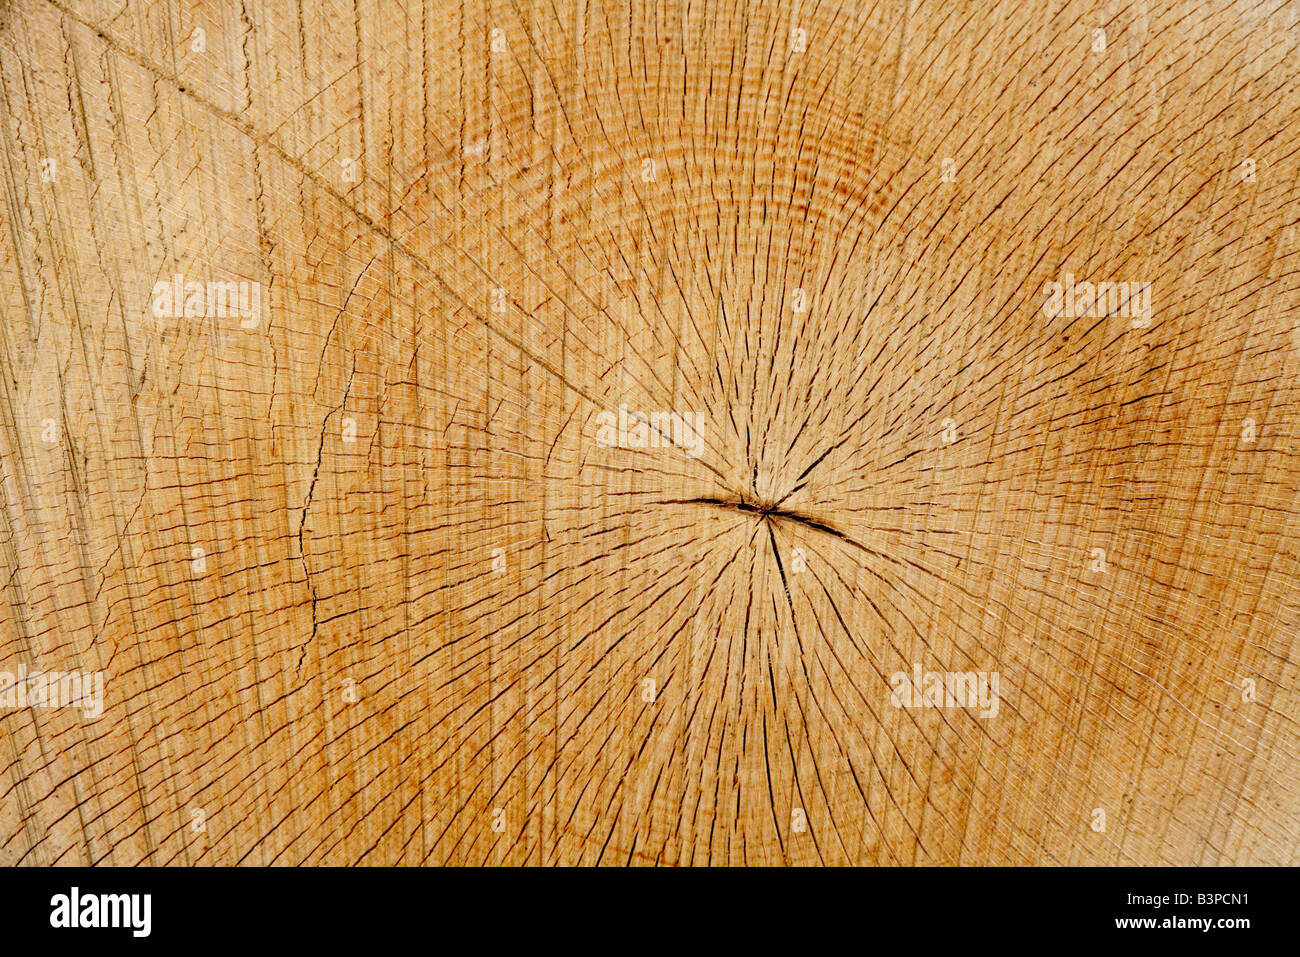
[656,496,870,554]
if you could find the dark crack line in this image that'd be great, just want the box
[657,496,874,557]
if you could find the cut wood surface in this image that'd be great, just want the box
[1,0,1298,865]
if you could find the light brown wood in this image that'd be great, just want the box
[1,0,1298,865]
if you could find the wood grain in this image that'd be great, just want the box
[1,0,1298,865]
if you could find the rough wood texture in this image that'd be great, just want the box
[1,0,1298,866]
